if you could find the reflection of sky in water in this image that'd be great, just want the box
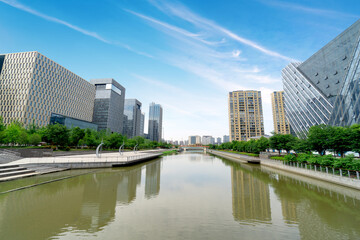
[0,153,359,240]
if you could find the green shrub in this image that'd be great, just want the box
[307,155,322,165]
[297,153,310,163]
[320,155,336,167]
[270,156,285,161]
[284,154,296,162]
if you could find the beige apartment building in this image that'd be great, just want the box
[0,51,95,126]
[271,91,290,134]
[228,90,264,141]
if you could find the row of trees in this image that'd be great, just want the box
[209,124,360,157]
[0,117,172,150]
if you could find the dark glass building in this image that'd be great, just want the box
[50,113,98,130]
[148,102,163,142]
[123,99,142,138]
[90,78,125,133]
[282,20,360,137]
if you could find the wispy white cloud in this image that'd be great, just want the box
[148,0,296,62]
[260,0,360,19]
[0,0,153,58]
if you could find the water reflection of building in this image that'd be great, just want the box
[145,160,161,199]
[116,167,142,204]
[231,167,271,222]
[280,199,298,223]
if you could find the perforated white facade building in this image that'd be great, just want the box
[0,51,95,126]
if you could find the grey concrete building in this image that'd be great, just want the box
[148,102,163,142]
[0,51,95,126]
[282,19,360,137]
[223,135,230,143]
[90,78,125,133]
[123,99,142,138]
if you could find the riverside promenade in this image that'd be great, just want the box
[0,150,164,182]
[208,149,360,191]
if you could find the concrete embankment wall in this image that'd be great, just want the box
[207,150,260,163]
[261,159,360,191]
[209,149,360,191]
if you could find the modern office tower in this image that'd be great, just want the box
[228,90,264,141]
[217,137,222,145]
[123,99,142,138]
[223,135,230,143]
[271,91,290,134]
[282,20,360,137]
[0,51,95,126]
[140,113,145,137]
[90,78,125,133]
[148,102,163,142]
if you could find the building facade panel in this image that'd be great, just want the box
[0,51,95,126]
[282,20,360,137]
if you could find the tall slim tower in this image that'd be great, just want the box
[228,90,264,141]
[123,99,142,138]
[148,102,163,142]
[271,91,290,134]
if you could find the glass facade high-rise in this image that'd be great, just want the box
[228,90,264,141]
[271,91,290,134]
[140,113,145,137]
[148,102,163,142]
[123,99,142,138]
[90,78,125,133]
[0,51,95,126]
[282,20,360,137]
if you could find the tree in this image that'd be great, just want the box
[84,129,100,148]
[256,137,269,153]
[350,124,360,155]
[329,126,352,157]
[4,122,23,145]
[307,125,332,155]
[293,138,311,153]
[45,124,70,147]
[0,116,5,143]
[104,132,124,149]
[70,127,85,147]
[28,133,41,146]
[269,133,296,154]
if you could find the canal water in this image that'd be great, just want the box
[0,153,359,240]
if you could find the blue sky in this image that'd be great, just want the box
[1,0,359,141]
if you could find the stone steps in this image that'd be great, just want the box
[0,172,38,182]
[0,167,27,174]
[0,169,36,179]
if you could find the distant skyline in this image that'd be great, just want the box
[1,0,359,140]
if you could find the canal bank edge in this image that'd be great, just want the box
[208,149,360,191]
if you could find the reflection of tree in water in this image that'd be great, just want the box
[222,157,360,239]
[145,160,161,199]
[231,166,271,223]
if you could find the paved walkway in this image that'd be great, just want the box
[1,150,163,166]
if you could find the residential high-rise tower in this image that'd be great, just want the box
[228,90,264,141]
[271,91,290,134]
